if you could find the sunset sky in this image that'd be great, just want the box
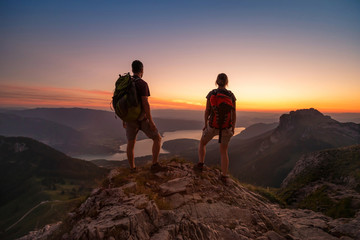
[1,0,359,112]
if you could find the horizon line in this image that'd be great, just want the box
[1,105,360,114]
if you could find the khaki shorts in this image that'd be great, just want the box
[201,126,234,144]
[125,118,160,141]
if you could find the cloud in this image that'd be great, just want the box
[0,84,204,110]
[0,84,113,109]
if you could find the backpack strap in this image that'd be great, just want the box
[208,89,218,127]
[132,75,141,81]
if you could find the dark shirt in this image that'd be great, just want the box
[206,88,236,103]
[134,77,150,97]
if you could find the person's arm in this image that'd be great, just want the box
[141,96,156,130]
[203,98,211,130]
[231,102,236,133]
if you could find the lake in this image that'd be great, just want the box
[78,127,244,161]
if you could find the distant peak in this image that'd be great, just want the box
[284,108,326,119]
[289,108,323,116]
[278,108,333,130]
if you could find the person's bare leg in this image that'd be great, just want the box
[198,139,207,164]
[127,139,136,169]
[220,143,229,176]
[152,134,161,164]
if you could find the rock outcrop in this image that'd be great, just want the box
[279,145,360,220]
[20,159,360,239]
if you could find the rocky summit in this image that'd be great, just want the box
[277,108,334,132]
[21,159,360,240]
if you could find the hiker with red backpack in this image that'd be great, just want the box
[196,73,236,185]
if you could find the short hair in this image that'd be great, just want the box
[216,73,228,87]
[132,60,143,74]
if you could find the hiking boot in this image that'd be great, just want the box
[194,162,204,172]
[130,167,137,173]
[220,175,230,186]
[151,163,166,173]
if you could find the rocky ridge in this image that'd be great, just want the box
[266,108,360,148]
[20,159,360,240]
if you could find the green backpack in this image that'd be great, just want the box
[112,73,141,122]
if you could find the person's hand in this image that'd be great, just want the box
[231,127,235,134]
[122,121,126,129]
[203,124,208,131]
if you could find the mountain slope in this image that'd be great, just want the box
[21,159,360,240]
[234,122,278,140]
[205,108,360,187]
[279,145,360,218]
[8,108,128,152]
[0,136,109,240]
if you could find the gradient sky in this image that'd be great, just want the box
[1,0,360,112]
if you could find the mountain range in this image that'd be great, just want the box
[175,108,360,187]
[0,108,203,155]
[0,112,117,155]
[152,109,282,127]
[235,122,278,140]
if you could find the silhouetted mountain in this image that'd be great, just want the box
[3,108,203,156]
[0,113,82,144]
[10,108,112,129]
[0,136,108,239]
[202,108,360,187]
[9,108,127,144]
[152,109,204,121]
[11,108,203,134]
[236,111,281,127]
[152,109,282,127]
[279,145,360,219]
[234,122,278,140]
[328,112,360,124]
[154,118,202,132]
[0,113,117,155]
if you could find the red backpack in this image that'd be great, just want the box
[209,90,235,143]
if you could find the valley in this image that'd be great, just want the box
[0,136,108,240]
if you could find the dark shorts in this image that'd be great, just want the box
[125,118,160,141]
[200,126,234,144]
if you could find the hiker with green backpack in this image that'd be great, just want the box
[195,73,236,185]
[112,60,163,172]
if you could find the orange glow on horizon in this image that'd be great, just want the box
[0,84,359,113]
